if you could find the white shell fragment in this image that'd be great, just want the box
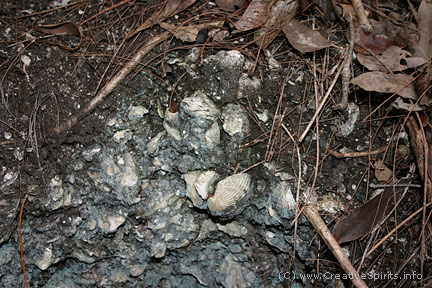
[147,131,165,155]
[204,122,221,148]
[207,173,252,216]
[204,50,245,70]
[128,105,149,120]
[194,170,220,200]
[237,73,261,99]
[163,109,182,141]
[163,122,182,141]
[222,104,250,137]
[183,171,203,208]
[183,170,220,209]
[181,91,220,121]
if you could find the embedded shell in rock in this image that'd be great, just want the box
[181,91,220,122]
[221,103,250,137]
[194,170,220,200]
[207,173,252,216]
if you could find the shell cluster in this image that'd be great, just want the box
[161,91,221,152]
[207,173,252,216]
[183,172,254,217]
[183,170,220,209]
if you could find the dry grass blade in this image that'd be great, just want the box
[298,51,348,142]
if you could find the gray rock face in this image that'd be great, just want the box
[0,50,316,288]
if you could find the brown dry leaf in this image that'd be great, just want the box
[417,0,432,59]
[132,0,197,36]
[253,0,297,49]
[333,185,406,244]
[357,46,427,72]
[35,21,82,51]
[355,28,393,54]
[351,71,417,99]
[234,0,273,31]
[160,21,224,42]
[373,160,393,182]
[215,0,245,11]
[392,97,424,112]
[282,19,332,53]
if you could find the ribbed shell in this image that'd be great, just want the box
[207,173,251,214]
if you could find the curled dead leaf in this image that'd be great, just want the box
[131,0,197,36]
[215,0,245,11]
[355,28,393,54]
[35,21,82,51]
[282,19,332,53]
[160,21,224,43]
[253,0,298,49]
[373,160,394,182]
[357,46,427,72]
[234,0,273,31]
[392,97,424,112]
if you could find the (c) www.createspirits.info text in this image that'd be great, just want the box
[279,271,422,282]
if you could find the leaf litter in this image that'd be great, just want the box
[1,0,431,287]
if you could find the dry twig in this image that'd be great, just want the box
[329,146,387,158]
[302,205,369,288]
[350,0,373,31]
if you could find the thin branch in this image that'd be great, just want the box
[302,205,369,288]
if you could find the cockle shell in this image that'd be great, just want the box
[183,171,203,208]
[163,121,181,142]
[207,173,252,216]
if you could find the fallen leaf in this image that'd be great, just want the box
[215,0,245,11]
[351,71,417,100]
[160,21,224,42]
[392,97,424,112]
[132,0,197,36]
[282,19,332,53]
[417,0,432,59]
[373,160,393,182]
[333,185,406,244]
[357,46,427,72]
[35,21,82,51]
[355,28,393,54]
[253,0,297,49]
[234,0,273,31]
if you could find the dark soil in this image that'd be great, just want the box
[0,1,429,287]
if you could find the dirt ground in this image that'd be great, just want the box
[0,0,431,287]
